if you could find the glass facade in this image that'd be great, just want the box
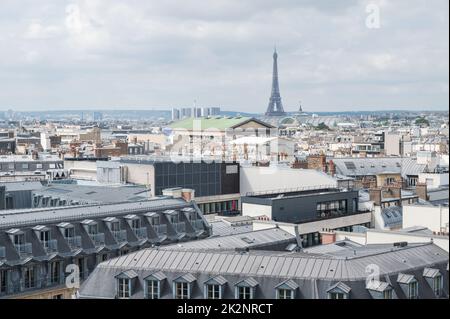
[154,162,239,197]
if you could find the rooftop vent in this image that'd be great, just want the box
[393,242,408,248]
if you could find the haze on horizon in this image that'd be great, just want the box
[0,0,448,113]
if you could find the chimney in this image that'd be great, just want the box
[320,230,336,245]
[328,160,336,176]
[181,189,195,202]
[369,188,382,206]
[32,151,38,160]
[416,183,429,201]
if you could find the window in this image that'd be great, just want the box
[117,278,130,298]
[146,280,160,299]
[0,270,6,294]
[49,261,61,284]
[237,286,252,299]
[277,289,294,299]
[52,294,63,299]
[111,222,120,232]
[174,282,189,299]
[383,289,393,299]
[22,163,29,169]
[14,234,25,246]
[49,163,56,169]
[329,292,345,299]
[131,219,140,230]
[408,281,418,299]
[64,227,74,239]
[88,224,98,235]
[205,284,221,299]
[36,164,43,169]
[23,266,36,289]
[40,230,50,247]
[434,275,443,296]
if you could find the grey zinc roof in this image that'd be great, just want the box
[332,157,426,177]
[327,282,351,294]
[174,273,196,283]
[144,271,167,281]
[382,206,403,228]
[0,198,187,229]
[115,270,139,279]
[205,275,227,286]
[366,280,391,292]
[236,277,259,288]
[423,268,441,278]
[95,242,448,281]
[163,227,295,251]
[210,220,253,237]
[397,273,416,284]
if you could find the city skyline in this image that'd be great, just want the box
[0,0,449,112]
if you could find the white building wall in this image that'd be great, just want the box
[242,203,272,219]
[402,205,449,233]
[418,173,449,189]
[240,166,338,195]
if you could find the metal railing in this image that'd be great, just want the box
[133,227,147,239]
[43,239,58,253]
[172,222,186,233]
[189,219,204,231]
[245,184,339,197]
[66,236,82,249]
[89,233,105,246]
[112,230,127,243]
[152,224,167,236]
[15,243,32,256]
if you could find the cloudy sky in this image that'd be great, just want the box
[0,0,448,112]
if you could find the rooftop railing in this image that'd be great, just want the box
[89,233,105,246]
[152,224,167,236]
[15,243,32,256]
[112,230,127,243]
[133,227,147,239]
[66,236,82,249]
[172,222,186,234]
[43,239,58,253]
[245,184,339,197]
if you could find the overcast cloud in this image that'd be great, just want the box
[0,0,448,112]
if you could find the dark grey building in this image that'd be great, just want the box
[0,198,210,298]
[242,187,360,224]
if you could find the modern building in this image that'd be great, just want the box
[0,197,211,299]
[0,154,66,182]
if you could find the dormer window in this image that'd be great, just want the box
[366,280,393,299]
[173,274,196,299]
[235,278,258,299]
[327,282,351,299]
[423,268,443,297]
[88,224,98,235]
[204,276,227,299]
[397,273,418,299]
[115,270,138,299]
[275,280,298,299]
[144,272,166,299]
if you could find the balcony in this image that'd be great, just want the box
[89,233,105,246]
[152,224,167,236]
[15,243,32,256]
[43,239,58,253]
[189,219,204,231]
[133,227,147,239]
[172,222,186,233]
[112,230,127,243]
[66,236,82,249]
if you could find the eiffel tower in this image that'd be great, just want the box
[265,48,286,116]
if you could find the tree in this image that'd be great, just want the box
[415,117,430,126]
[315,122,330,131]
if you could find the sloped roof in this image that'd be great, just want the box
[235,277,259,288]
[327,282,351,294]
[423,268,441,278]
[169,117,273,130]
[366,280,391,292]
[397,273,416,284]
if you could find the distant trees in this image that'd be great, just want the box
[315,122,330,131]
[415,117,430,126]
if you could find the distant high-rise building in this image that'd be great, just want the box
[171,108,180,121]
[265,49,286,117]
[201,107,210,117]
[210,107,221,116]
[93,112,103,122]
